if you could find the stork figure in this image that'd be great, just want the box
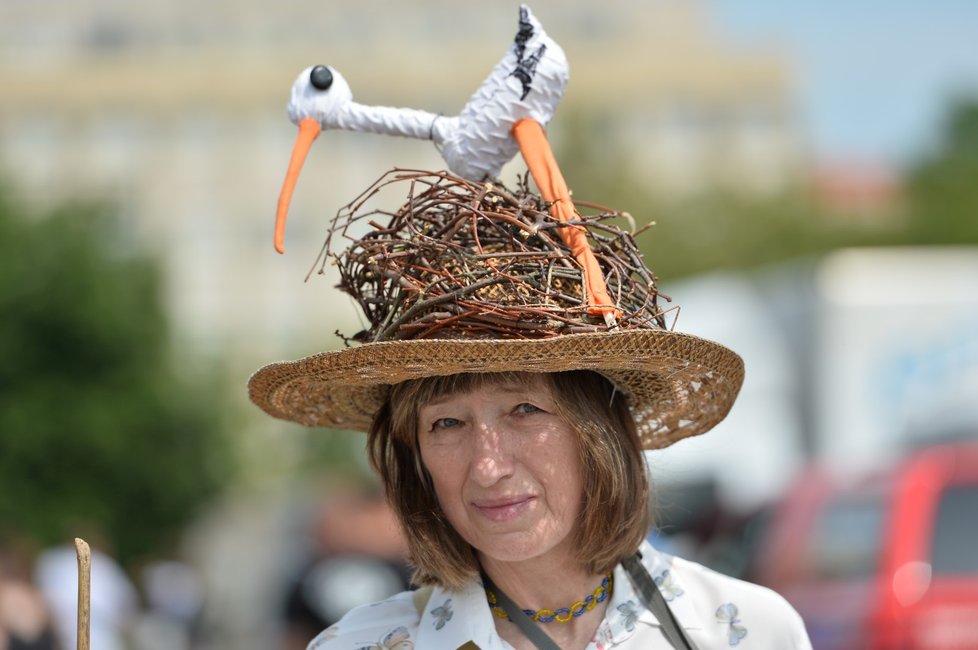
[275,4,616,319]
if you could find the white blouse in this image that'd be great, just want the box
[307,541,812,649]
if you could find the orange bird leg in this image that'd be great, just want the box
[274,118,321,254]
[512,118,620,322]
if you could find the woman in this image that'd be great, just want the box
[250,172,812,649]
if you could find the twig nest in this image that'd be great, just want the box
[312,169,669,345]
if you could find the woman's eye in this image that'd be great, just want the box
[432,417,461,430]
[514,402,542,415]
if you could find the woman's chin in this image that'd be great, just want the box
[473,529,572,566]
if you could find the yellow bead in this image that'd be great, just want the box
[534,609,555,622]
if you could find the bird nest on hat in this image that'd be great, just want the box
[250,169,744,449]
[316,169,669,344]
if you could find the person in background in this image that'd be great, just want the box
[0,534,58,650]
[280,487,411,650]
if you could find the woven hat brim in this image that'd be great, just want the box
[248,330,743,449]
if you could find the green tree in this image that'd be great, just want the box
[0,184,233,565]
[903,97,978,244]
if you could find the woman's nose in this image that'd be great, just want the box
[469,422,515,487]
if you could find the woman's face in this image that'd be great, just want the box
[417,374,584,566]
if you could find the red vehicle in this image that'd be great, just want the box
[754,442,978,650]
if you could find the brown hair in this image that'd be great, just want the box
[368,370,651,589]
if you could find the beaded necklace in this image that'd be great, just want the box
[485,572,613,624]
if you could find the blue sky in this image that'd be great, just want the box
[707,1,978,167]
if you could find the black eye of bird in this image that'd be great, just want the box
[309,65,334,91]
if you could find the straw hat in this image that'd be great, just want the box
[249,170,743,449]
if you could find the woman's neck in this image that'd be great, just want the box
[479,552,611,650]
[481,552,600,608]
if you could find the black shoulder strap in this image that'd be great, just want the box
[622,553,698,650]
[480,573,560,650]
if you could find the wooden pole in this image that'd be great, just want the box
[74,538,91,650]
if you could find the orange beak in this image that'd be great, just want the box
[512,118,620,321]
[274,118,321,254]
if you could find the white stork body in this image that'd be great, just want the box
[284,4,567,182]
[275,5,570,253]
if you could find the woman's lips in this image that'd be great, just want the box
[473,496,536,522]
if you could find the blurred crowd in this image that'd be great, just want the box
[0,484,411,650]
[0,535,201,650]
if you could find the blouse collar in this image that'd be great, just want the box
[414,541,696,648]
